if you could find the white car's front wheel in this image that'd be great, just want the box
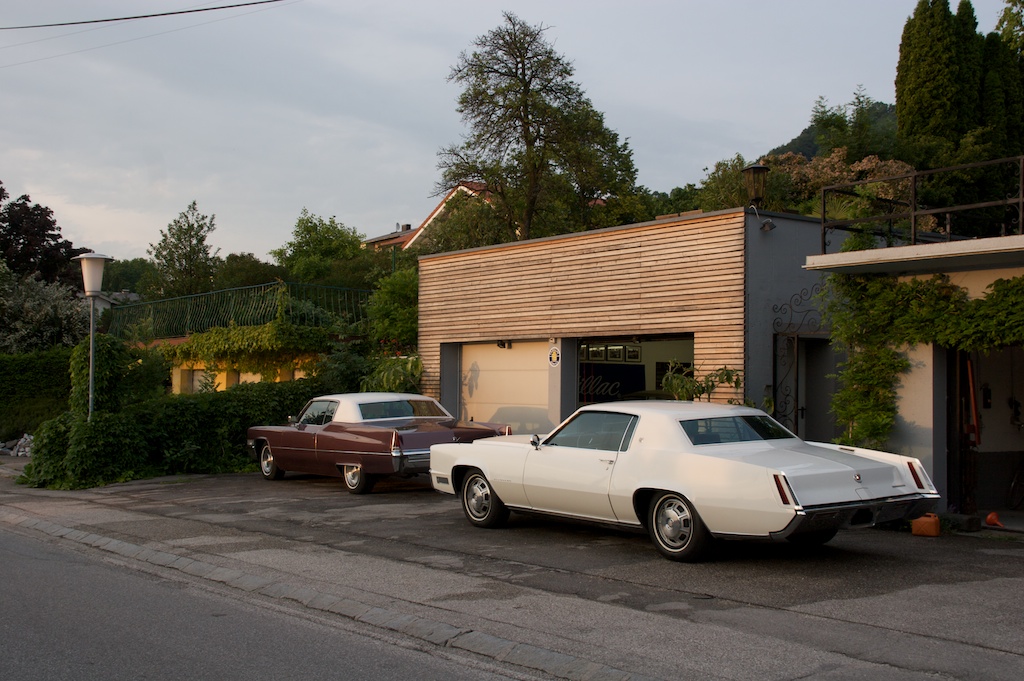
[461,470,509,528]
[648,492,711,562]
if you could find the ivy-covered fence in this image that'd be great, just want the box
[107,281,370,340]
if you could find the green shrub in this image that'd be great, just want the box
[19,411,76,488]
[20,377,328,488]
[0,347,72,440]
[360,355,422,393]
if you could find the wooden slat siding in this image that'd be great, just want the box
[419,210,747,402]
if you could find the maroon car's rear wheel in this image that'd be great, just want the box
[259,443,284,480]
[648,492,710,562]
[342,465,377,494]
[461,469,509,528]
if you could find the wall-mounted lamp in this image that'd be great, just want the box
[741,163,776,233]
[497,340,512,349]
[741,163,769,207]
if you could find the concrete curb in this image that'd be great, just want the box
[0,508,659,681]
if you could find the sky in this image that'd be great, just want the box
[0,0,1010,263]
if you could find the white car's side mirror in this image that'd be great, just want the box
[530,434,541,449]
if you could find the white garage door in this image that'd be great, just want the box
[460,341,555,434]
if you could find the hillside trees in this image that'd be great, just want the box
[897,0,1024,168]
[437,12,639,246]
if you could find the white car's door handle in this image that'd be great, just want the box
[599,459,615,465]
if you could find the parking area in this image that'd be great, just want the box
[3,463,1024,680]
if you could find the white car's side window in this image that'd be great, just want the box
[547,412,637,451]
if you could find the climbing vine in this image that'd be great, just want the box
[162,320,335,380]
[820,271,1024,448]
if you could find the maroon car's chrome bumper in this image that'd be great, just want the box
[769,493,940,540]
[334,449,431,476]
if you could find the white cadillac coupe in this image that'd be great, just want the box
[429,401,940,561]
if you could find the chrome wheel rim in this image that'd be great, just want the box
[464,476,492,520]
[260,447,273,476]
[655,496,692,550]
[344,466,361,488]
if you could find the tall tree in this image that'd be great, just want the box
[895,0,961,165]
[0,180,86,287]
[438,12,638,243]
[270,209,366,287]
[146,201,221,298]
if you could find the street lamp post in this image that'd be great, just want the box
[73,253,114,420]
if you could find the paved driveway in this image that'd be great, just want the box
[2,465,1023,680]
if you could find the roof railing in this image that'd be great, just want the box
[820,155,1024,254]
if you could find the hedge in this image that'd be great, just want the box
[0,347,72,441]
[20,378,325,489]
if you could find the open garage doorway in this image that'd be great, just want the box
[578,336,694,405]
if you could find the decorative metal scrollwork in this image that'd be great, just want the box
[772,284,823,335]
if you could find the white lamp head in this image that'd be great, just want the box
[73,253,115,295]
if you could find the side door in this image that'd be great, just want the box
[276,399,335,473]
[522,411,637,521]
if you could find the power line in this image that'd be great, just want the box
[0,0,287,30]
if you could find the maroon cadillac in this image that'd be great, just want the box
[246,392,510,494]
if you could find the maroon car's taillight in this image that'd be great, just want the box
[390,430,400,452]
[501,425,512,436]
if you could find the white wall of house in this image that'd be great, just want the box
[892,344,945,501]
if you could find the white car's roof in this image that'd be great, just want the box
[576,400,765,419]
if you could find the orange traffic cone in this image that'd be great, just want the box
[985,512,1004,528]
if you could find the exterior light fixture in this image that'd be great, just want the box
[741,163,776,233]
[73,253,115,420]
[741,163,770,207]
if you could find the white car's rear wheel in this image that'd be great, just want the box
[343,465,377,494]
[648,492,710,561]
[461,470,509,528]
[259,444,284,480]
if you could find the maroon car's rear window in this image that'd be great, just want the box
[358,399,448,420]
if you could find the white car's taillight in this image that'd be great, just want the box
[774,473,799,507]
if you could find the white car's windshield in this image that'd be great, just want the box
[680,415,795,445]
[358,399,448,420]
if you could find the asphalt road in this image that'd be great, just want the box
[2,465,1023,680]
[0,530,525,681]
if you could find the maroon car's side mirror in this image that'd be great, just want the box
[287,415,296,425]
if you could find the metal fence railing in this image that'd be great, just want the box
[820,155,1024,254]
[107,281,370,340]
